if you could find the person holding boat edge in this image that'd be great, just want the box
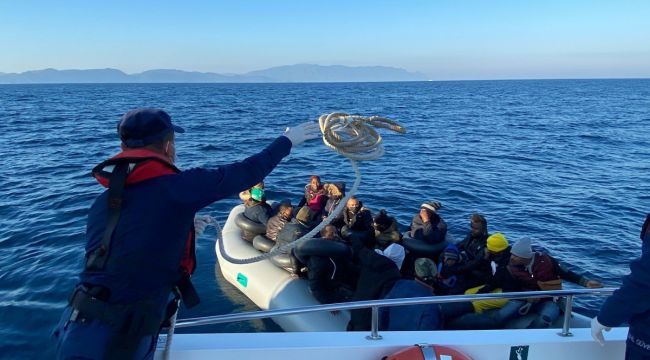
[592,213,650,360]
[52,108,319,359]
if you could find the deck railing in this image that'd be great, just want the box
[174,287,616,339]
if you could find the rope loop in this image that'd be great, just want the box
[216,112,406,265]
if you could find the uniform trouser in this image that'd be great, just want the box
[52,306,156,360]
[626,332,650,360]
[626,343,650,360]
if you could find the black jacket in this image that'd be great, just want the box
[275,220,309,249]
[304,244,353,304]
[476,247,520,293]
[347,236,402,331]
[242,201,272,241]
[409,212,447,244]
[453,232,492,285]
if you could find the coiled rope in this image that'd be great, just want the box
[214,112,406,265]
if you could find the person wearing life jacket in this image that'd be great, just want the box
[592,213,650,360]
[51,108,319,360]
[508,237,603,328]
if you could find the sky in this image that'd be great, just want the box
[1,0,649,80]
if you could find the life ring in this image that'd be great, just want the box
[234,213,267,234]
[294,239,351,263]
[401,234,448,258]
[383,344,472,360]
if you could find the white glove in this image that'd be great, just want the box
[282,121,321,146]
[591,316,611,346]
[194,215,212,237]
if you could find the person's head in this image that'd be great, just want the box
[509,237,534,266]
[117,108,184,163]
[250,187,265,202]
[278,203,293,220]
[346,196,361,214]
[441,244,460,266]
[470,213,488,238]
[373,209,392,232]
[320,225,338,240]
[326,182,344,199]
[486,232,509,257]
[375,243,405,270]
[414,257,437,287]
[309,175,321,190]
[419,201,441,219]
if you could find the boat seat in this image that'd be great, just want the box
[253,235,275,253]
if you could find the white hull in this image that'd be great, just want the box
[215,204,349,331]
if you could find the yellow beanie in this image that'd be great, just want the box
[486,232,508,252]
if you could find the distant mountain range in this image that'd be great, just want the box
[0,65,427,84]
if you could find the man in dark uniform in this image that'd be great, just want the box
[592,214,650,360]
[52,108,319,359]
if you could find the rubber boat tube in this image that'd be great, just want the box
[234,212,267,234]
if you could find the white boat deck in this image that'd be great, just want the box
[157,327,627,359]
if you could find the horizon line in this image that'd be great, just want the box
[1,77,649,85]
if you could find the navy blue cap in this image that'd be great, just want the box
[117,108,185,148]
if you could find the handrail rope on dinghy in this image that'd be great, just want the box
[210,112,406,265]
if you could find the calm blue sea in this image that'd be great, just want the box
[1,80,649,359]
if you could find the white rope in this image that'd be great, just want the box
[214,112,406,265]
[161,310,177,360]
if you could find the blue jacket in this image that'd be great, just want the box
[379,279,442,331]
[598,216,650,354]
[79,136,292,313]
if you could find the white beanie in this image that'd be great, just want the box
[375,243,406,270]
[420,201,442,214]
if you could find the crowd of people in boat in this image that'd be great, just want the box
[235,175,604,332]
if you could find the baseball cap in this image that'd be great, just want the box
[117,108,185,148]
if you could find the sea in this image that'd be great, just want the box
[0,80,649,359]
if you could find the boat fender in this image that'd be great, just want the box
[253,235,275,253]
[235,213,267,234]
[382,343,473,360]
[294,239,351,263]
[401,234,448,258]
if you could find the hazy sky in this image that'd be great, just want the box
[1,0,649,80]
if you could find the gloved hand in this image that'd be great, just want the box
[591,316,611,346]
[283,121,321,146]
[194,214,212,237]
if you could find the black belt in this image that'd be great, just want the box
[68,286,162,336]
